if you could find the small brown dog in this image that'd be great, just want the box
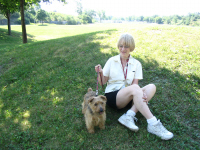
[82,88,107,133]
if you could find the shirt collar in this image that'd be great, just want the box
[114,54,134,64]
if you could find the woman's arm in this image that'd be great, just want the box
[132,79,139,85]
[98,72,109,86]
[95,64,109,86]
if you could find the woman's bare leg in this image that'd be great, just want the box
[116,84,156,119]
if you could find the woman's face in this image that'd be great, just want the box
[119,42,131,59]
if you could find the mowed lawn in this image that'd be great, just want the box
[0,23,199,149]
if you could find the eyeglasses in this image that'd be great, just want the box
[119,45,129,48]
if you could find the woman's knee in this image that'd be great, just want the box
[145,84,156,101]
[149,84,156,92]
[131,84,143,96]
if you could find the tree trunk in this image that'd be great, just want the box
[20,0,27,43]
[6,11,11,35]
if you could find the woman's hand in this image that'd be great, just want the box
[95,64,103,73]
[142,92,148,104]
[95,64,107,85]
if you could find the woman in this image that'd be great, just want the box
[95,33,173,140]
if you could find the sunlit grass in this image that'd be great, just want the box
[0,24,118,42]
[0,23,199,149]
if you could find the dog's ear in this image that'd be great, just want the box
[99,95,107,102]
[88,97,94,103]
[88,88,93,92]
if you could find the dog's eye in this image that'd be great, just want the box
[95,103,98,106]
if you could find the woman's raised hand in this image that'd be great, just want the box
[95,64,103,73]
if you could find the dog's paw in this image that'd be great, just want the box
[99,124,105,130]
[88,129,95,134]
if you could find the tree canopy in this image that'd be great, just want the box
[36,9,47,24]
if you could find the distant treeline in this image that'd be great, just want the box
[125,13,200,26]
[0,6,80,25]
[0,4,200,26]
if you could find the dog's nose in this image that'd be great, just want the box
[100,108,104,112]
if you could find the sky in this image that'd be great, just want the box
[40,0,200,17]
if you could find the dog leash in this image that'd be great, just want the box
[96,67,103,96]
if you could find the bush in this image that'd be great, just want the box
[155,17,163,24]
[11,12,20,19]
[78,14,92,24]
[14,18,21,25]
[14,17,30,25]
[66,16,77,25]
[25,12,35,23]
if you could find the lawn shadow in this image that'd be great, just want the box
[0,29,118,148]
[0,29,199,149]
[0,28,22,47]
[0,27,35,49]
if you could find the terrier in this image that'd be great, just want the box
[82,88,107,133]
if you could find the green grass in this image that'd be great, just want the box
[0,23,199,149]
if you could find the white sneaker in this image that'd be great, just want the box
[118,113,139,132]
[147,120,174,140]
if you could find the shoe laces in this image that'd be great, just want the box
[156,120,169,133]
[133,116,138,122]
[126,114,138,122]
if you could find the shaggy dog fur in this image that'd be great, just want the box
[82,88,107,133]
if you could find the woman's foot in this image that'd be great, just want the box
[118,113,139,132]
[147,120,173,140]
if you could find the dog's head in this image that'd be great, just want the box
[87,88,93,92]
[88,95,107,115]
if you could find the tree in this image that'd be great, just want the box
[97,10,106,22]
[164,17,171,24]
[66,15,77,25]
[131,16,135,21]
[36,9,47,24]
[143,17,149,22]
[120,17,125,21]
[76,0,96,24]
[76,1,82,15]
[84,9,96,19]
[0,13,6,24]
[10,12,20,19]
[172,16,178,24]
[0,0,19,35]
[20,0,27,43]
[0,0,36,41]
[79,13,89,24]
[155,17,163,24]
[79,9,96,24]
[28,5,36,15]
[185,17,190,25]
[140,16,144,21]
[136,16,144,21]
[19,0,47,43]
[106,16,112,20]
[24,11,35,23]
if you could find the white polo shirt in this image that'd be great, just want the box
[103,54,143,93]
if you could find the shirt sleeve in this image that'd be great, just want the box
[135,61,143,79]
[103,57,112,77]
